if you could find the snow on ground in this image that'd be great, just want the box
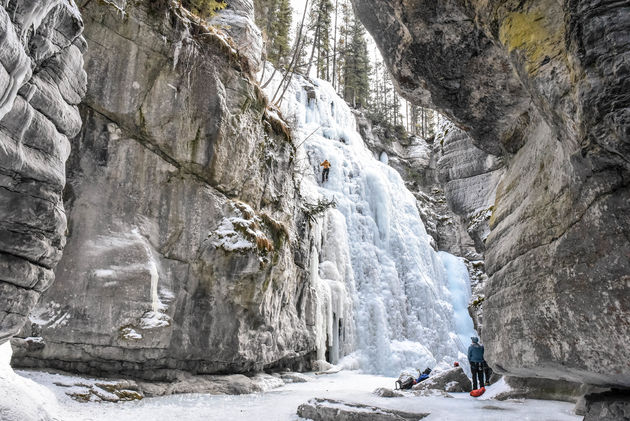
[0,343,61,421]
[8,364,580,421]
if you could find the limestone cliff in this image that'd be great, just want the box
[353,0,630,389]
[12,0,319,380]
[0,0,86,343]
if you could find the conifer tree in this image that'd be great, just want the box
[254,0,292,67]
[335,0,352,92]
[182,0,226,18]
[342,16,370,108]
[305,0,333,80]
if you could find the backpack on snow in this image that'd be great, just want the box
[395,374,416,390]
[470,387,486,397]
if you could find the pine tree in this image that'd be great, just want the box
[305,0,333,80]
[182,0,226,18]
[342,16,370,108]
[271,0,292,66]
[254,0,292,67]
[335,0,351,92]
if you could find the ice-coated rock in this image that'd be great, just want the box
[261,68,478,376]
[357,113,501,260]
[297,398,429,421]
[353,0,630,388]
[0,1,86,343]
[11,0,317,379]
[412,367,472,393]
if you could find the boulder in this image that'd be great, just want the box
[137,374,266,397]
[412,367,472,393]
[297,398,429,421]
[414,389,454,399]
[373,388,403,398]
[280,372,311,383]
[312,360,335,372]
[494,376,602,403]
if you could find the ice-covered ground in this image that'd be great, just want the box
[1,344,579,421]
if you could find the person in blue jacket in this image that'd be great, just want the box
[468,336,485,390]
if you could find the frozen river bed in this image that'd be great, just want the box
[15,368,581,421]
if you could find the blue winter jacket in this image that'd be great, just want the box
[416,373,430,383]
[468,343,485,363]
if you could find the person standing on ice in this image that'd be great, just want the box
[468,336,485,390]
[320,159,331,183]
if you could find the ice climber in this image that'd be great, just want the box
[468,336,485,390]
[320,159,331,183]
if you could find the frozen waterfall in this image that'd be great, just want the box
[263,68,477,376]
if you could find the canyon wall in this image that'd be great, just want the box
[12,0,321,380]
[353,0,630,389]
[0,0,86,343]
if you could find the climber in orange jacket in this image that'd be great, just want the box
[320,159,331,183]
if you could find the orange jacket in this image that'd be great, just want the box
[320,160,331,169]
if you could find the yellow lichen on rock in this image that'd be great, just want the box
[498,11,563,75]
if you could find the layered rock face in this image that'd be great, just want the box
[12,0,318,380]
[0,1,86,343]
[353,0,630,388]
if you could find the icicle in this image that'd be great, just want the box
[17,0,62,43]
[131,229,161,314]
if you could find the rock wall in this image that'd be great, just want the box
[12,0,319,380]
[353,0,630,388]
[0,1,86,343]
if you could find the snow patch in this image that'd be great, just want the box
[13,368,580,420]
[93,269,115,278]
[0,342,62,420]
[120,327,143,340]
[139,311,170,329]
[211,218,256,251]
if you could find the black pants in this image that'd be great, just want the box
[322,168,329,182]
[471,362,485,390]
